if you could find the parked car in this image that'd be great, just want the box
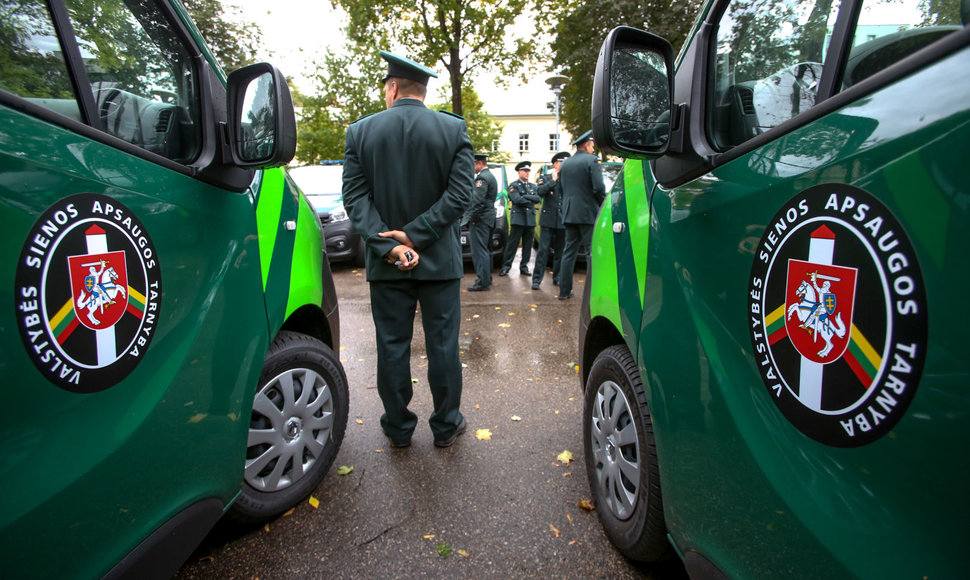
[289,162,366,267]
[581,0,968,578]
[1,1,348,577]
[460,162,510,266]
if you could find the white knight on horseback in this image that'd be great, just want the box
[76,259,127,326]
[787,271,847,359]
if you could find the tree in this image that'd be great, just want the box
[332,0,536,116]
[182,0,261,72]
[294,47,387,165]
[544,0,702,140]
[431,85,508,161]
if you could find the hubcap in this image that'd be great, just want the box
[244,368,335,492]
[590,380,641,520]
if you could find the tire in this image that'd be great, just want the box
[584,345,672,562]
[227,331,349,523]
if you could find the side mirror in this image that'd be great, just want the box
[592,26,675,160]
[226,63,297,168]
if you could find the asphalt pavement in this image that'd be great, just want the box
[176,251,689,579]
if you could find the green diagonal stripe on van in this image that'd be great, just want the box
[624,160,651,310]
[255,169,284,291]
[284,186,325,319]
[263,168,298,329]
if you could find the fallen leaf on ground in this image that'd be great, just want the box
[374,449,384,453]
[355,419,364,425]
[511,415,522,421]
[337,465,354,475]
[457,549,470,558]
[411,378,419,384]
[549,524,560,538]
[578,499,595,511]
[498,323,511,328]
[422,534,435,539]
[476,428,492,440]
[436,543,453,557]
[264,523,270,532]
[563,472,572,477]
[309,496,319,509]
[508,312,516,316]
[282,508,296,517]
[557,450,574,465]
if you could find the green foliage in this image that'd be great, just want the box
[918,0,963,24]
[430,86,507,162]
[0,1,74,98]
[542,0,703,139]
[331,0,537,116]
[182,0,261,72]
[435,542,453,557]
[294,47,386,164]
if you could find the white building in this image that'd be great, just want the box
[478,78,574,176]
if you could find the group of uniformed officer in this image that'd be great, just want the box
[464,131,605,300]
[341,49,606,450]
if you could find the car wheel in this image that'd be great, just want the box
[584,345,672,562]
[227,331,349,523]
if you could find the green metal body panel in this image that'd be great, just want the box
[586,28,969,580]
[0,3,328,577]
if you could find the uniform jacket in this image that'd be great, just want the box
[462,167,498,227]
[342,98,474,281]
[507,178,540,227]
[535,172,564,229]
[560,152,606,225]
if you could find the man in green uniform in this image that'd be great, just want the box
[558,131,605,300]
[531,151,570,290]
[342,51,473,448]
[499,161,540,276]
[464,153,498,291]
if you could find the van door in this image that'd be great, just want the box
[1,1,270,576]
[636,0,969,576]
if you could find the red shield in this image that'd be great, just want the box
[69,250,129,330]
[785,259,857,364]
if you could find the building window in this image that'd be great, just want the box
[518,133,530,154]
[549,133,559,152]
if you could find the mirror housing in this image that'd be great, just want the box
[226,63,297,168]
[592,26,675,160]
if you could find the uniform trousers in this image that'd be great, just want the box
[502,224,534,272]
[369,278,463,442]
[469,220,494,287]
[532,226,565,286]
[559,223,594,298]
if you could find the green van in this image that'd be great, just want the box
[581,0,968,576]
[1,1,348,577]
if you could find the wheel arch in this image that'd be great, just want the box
[581,315,627,390]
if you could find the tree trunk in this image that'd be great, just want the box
[448,47,462,116]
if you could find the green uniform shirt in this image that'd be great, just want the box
[342,98,474,281]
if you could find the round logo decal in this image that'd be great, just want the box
[15,194,161,393]
[748,184,927,447]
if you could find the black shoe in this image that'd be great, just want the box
[558,293,574,300]
[434,417,467,448]
[553,279,560,286]
[499,268,510,276]
[467,284,490,292]
[520,269,531,276]
[531,282,540,290]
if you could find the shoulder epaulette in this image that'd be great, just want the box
[351,112,377,124]
[438,110,464,120]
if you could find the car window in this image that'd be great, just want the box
[65,0,202,162]
[709,0,842,150]
[0,0,79,120]
[842,0,965,89]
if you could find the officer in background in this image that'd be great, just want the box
[342,51,473,448]
[464,153,498,291]
[531,151,570,290]
[558,131,606,300]
[499,161,540,277]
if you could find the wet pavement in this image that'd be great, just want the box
[175,251,688,579]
